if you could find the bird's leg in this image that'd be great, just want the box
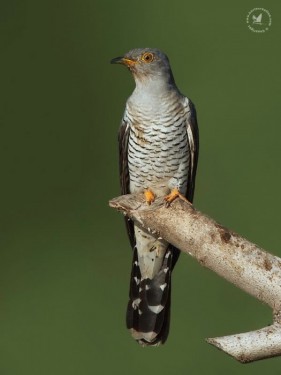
[164,188,192,207]
[144,189,156,205]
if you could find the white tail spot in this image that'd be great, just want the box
[142,331,158,342]
[132,298,141,309]
[134,277,140,285]
[148,304,164,314]
[160,283,167,291]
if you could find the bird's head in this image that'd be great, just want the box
[111,48,175,85]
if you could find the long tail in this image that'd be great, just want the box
[126,247,175,346]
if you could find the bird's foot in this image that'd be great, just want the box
[164,188,192,207]
[144,189,156,205]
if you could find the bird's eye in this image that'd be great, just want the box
[141,52,154,63]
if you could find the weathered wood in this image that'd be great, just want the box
[109,193,281,362]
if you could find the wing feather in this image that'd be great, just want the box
[118,119,135,248]
[185,98,199,203]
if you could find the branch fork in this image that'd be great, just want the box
[109,193,281,363]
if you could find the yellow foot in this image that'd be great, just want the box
[164,188,192,207]
[144,189,156,205]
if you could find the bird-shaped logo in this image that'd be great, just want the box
[252,13,263,25]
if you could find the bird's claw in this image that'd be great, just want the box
[144,189,156,205]
[164,188,191,207]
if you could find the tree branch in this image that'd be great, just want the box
[109,193,281,363]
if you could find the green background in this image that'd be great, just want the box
[1,0,280,374]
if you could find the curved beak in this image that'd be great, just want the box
[110,56,136,67]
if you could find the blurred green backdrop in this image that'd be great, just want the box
[1,0,281,374]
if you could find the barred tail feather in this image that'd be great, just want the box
[126,247,173,346]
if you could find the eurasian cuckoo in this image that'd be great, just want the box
[111,48,199,346]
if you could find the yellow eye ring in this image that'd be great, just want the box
[141,52,154,63]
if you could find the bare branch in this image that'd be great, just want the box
[109,193,281,363]
[207,324,281,363]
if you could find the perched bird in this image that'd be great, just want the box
[111,48,199,346]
